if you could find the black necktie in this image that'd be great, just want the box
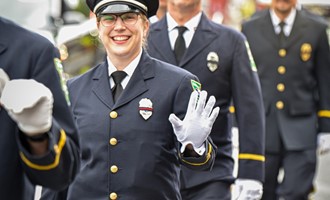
[174,26,187,63]
[111,71,127,102]
[278,21,286,46]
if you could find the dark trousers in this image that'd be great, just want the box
[262,149,316,200]
[181,181,231,200]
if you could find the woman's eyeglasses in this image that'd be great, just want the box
[98,12,140,27]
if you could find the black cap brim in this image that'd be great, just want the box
[97,4,145,16]
[92,0,158,18]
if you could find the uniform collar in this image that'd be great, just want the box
[166,11,202,32]
[107,49,142,88]
[270,8,296,35]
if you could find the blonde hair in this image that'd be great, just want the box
[140,14,150,49]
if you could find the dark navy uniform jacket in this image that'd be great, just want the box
[59,51,216,200]
[0,17,80,200]
[147,13,265,187]
[242,10,330,152]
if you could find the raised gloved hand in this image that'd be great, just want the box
[169,90,220,155]
[0,68,9,97]
[318,133,330,155]
[0,79,53,136]
[233,179,263,200]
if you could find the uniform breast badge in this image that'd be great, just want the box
[139,98,153,120]
[300,43,312,62]
[206,52,219,72]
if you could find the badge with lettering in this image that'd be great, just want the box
[300,43,312,62]
[139,98,153,120]
[206,52,219,72]
[245,41,257,72]
[54,58,70,104]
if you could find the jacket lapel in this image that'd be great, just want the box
[92,61,114,109]
[180,13,217,67]
[114,51,153,109]
[285,11,305,48]
[148,18,177,65]
[260,11,280,49]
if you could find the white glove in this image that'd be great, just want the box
[0,79,53,136]
[318,133,330,155]
[0,68,9,97]
[233,179,263,200]
[169,90,220,155]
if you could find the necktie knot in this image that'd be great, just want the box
[174,26,187,64]
[112,71,127,85]
[177,26,187,36]
[111,71,127,102]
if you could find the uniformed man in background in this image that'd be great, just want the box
[149,0,167,23]
[41,0,219,199]
[242,0,330,199]
[147,0,265,199]
[0,16,80,200]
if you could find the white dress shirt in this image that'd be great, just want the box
[270,8,296,37]
[166,12,202,50]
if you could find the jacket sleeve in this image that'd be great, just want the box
[179,137,217,171]
[231,34,265,182]
[316,23,330,132]
[173,73,217,171]
[16,41,80,191]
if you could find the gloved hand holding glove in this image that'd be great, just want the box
[169,90,220,155]
[0,79,53,136]
[318,133,330,155]
[233,179,263,200]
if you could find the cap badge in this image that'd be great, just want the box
[207,52,219,72]
[139,98,153,120]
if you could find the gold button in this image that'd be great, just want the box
[278,66,286,74]
[110,165,118,173]
[279,49,286,57]
[109,138,117,146]
[229,106,235,113]
[110,111,118,119]
[276,101,284,110]
[277,83,285,92]
[109,192,117,200]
